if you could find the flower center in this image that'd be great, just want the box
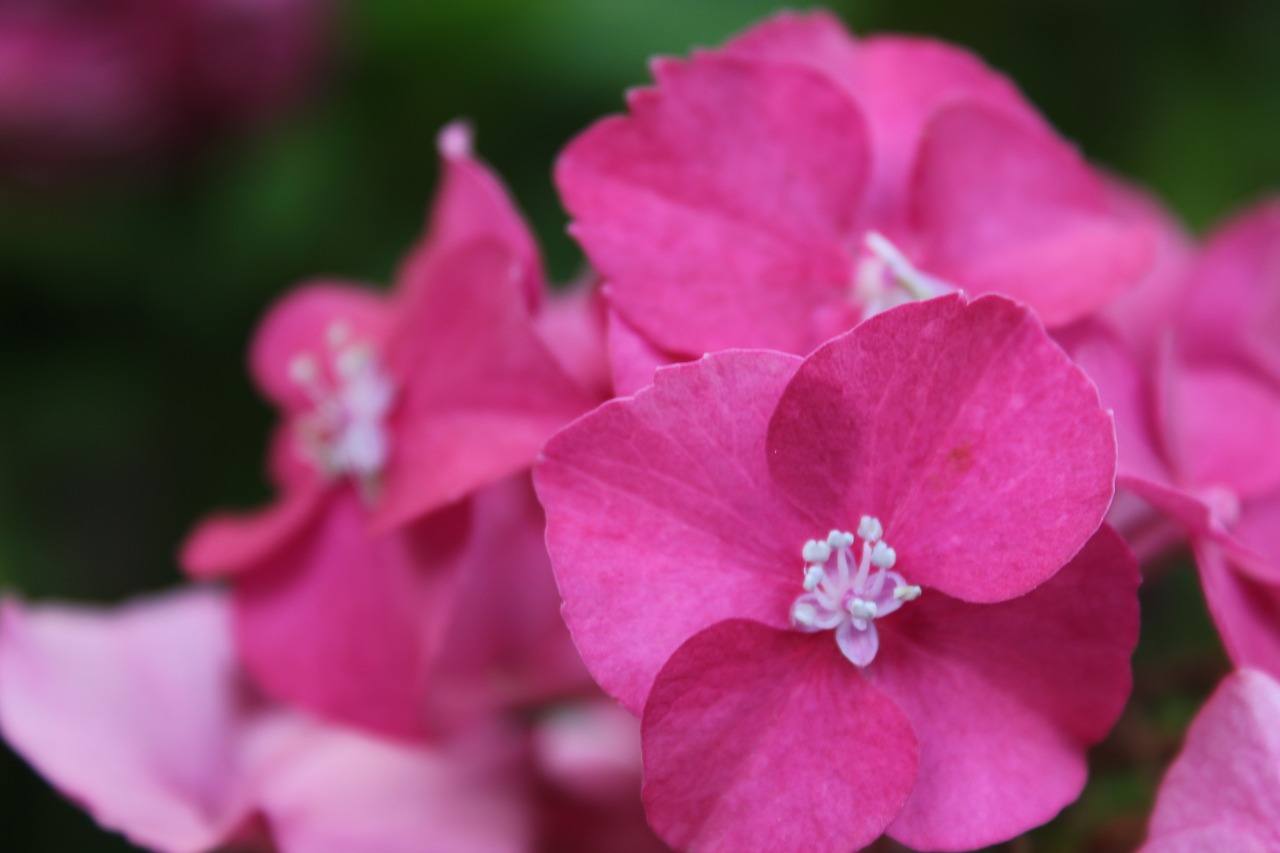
[287,321,397,502]
[852,231,954,319]
[789,515,920,667]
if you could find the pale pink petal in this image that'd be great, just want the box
[767,294,1116,602]
[913,104,1154,326]
[642,620,916,853]
[532,700,643,804]
[536,350,808,713]
[1142,669,1280,852]
[249,280,393,413]
[0,590,253,853]
[247,714,531,853]
[374,239,594,530]
[870,526,1139,849]
[1233,490,1280,578]
[557,53,867,355]
[180,482,326,579]
[1196,542,1280,677]
[233,490,469,738]
[605,305,680,397]
[532,280,613,401]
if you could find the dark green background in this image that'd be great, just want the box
[2,1,1273,849]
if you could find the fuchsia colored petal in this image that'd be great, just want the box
[246,715,531,853]
[532,281,613,401]
[605,307,679,397]
[233,490,470,739]
[1142,670,1280,852]
[641,620,917,853]
[767,294,1116,602]
[536,350,808,713]
[249,281,393,413]
[912,104,1154,326]
[556,53,867,355]
[869,526,1139,849]
[374,238,594,530]
[1196,543,1280,677]
[180,482,326,579]
[1233,491,1280,578]
[0,591,254,853]
[1179,199,1280,382]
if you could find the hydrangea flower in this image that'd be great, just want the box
[181,125,597,737]
[536,295,1139,851]
[1141,669,1280,852]
[557,9,1154,392]
[0,589,532,853]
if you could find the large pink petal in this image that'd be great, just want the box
[249,281,393,413]
[557,53,867,355]
[374,239,594,530]
[1195,541,1280,677]
[641,620,917,853]
[913,104,1154,326]
[180,481,326,579]
[870,526,1139,850]
[536,350,809,713]
[768,294,1116,602]
[0,590,253,853]
[246,715,531,853]
[1178,198,1280,382]
[233,489,470,739]
[1142,669,1280,852]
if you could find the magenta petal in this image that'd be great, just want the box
[913,104,1153,326]
[641,620,917,853]
[374,238,594,530]
[1196,541,1280,676]
[605,306,680,397]
[768,294,1116,602]
[180,482,326,579]
[557,53,867,355]
[537,350,808,713]
[1233,491,1280,577]
[1143,670,1280,852]
[247,715,530,853]
[0,590,252,853]
[532,281,613,401]
[871,526,1139,849]
[249,281,393,413]
[234,489,470,738]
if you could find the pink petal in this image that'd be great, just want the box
[532,280,613,401]
[0,590,253,853]
[913,103,1154,326]
[1142,669,1280,852]
[1196,541,1280,676]
[248,280,393,413]
[400,121,545,312]
[233,489,470,739]
[641,620,917,853]
[1233,490,1280,578]
[246,715,531,853]
[605,305,680,397]
[532,700,643,804]
[767,294,1116,602]
[869,526,1139,850]
[557,53,867,355]
[180,481,326,579]
[536,350,809,713]
[374,238,594,530]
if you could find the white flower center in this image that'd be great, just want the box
[852,231,955,319]
[287,321,397,502]
[789,515,921,667]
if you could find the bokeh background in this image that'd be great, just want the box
[2,1,1277,849]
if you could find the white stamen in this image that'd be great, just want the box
[803,565,825,591]
[827,530,854,549]
[792,602,817,627]
[893,585,922,602]
[857,515,883,542]
[870,542,896,569]
[848,598,878,621]
[802,539,831,564]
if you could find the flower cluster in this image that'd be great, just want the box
[2,9,1278,853]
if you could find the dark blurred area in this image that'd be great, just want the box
[1,1,1274,849]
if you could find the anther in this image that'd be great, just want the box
[802,539,831,565]
[803,565,826,591]
[870,542,896,569]
[893,585,922,602]
[848,598,878,621]
[857,515,883,542]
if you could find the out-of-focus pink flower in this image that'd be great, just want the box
[557,9,1154,393]
[0,589,532,853]
[1141,669,1280,852]
[181,127,598,738]
[537,295,1138,851]
[0,0,329,180]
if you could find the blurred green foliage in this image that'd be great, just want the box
[1,0,1272,849]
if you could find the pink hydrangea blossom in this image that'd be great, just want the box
[0,588,532,853]
[536,294,1139,851]
[181,126,597,737]
[1141,669,1280,852]
[557,9,1154,392]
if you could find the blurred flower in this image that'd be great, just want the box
[1141,669,1280,852]
[537,294,1138,851]
[556,9,1155,393]
[0,0,329,181]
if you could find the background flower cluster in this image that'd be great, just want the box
[2,2,1280,852]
